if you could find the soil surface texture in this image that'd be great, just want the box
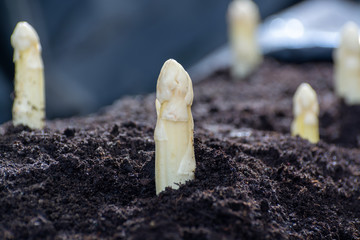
[0,59,359,239]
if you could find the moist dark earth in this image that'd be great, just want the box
[0,59,360,239]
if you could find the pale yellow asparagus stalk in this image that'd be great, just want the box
[333,21,360,105]
[10,21,45,129]
[155,59,195,195]
[227,0,262,79]
[291,83,319,143]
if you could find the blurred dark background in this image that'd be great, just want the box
[0,0,302,123]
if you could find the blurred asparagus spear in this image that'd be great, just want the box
[291,83,319,143]
[227,0,262,79]
[334,21,360,105]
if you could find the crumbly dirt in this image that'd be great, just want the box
[194,59,359,148]
[0,59,359,239]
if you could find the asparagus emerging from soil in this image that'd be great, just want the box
[291,83,319,143]
[334,22,360,105]
[154,59,195,195]
[227,0,262,79]
[11,21,45,129]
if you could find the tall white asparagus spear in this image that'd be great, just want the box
[333,21,360,105]
[227,0,262,79]
[291,83,319,144]
[155,59,196,195]
[11,21,45,129]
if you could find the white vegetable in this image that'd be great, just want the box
[334,22,360,105]
[155,59,195,195]
[11,21,45,129]
[291,83,319,143]
[227,0,262,79]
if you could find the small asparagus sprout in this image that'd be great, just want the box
[154,59,195,195]
[11,21,45,129]
[227,0,262,79]
[291,83,319,143]
[333,21,360,105]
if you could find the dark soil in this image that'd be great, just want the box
[0,59,359,239]
[194,59,359,148]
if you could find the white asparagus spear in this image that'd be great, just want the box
[227,0,262,79]
[11,21,45,129]
[291,83,319,144]
[333,21,360,105]
[155,59,195,195]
